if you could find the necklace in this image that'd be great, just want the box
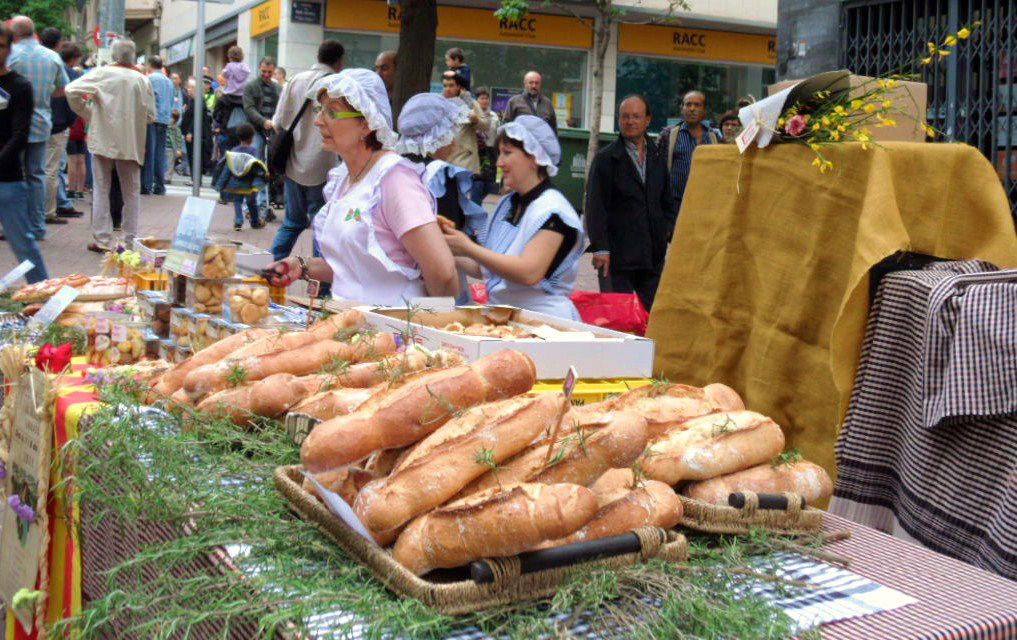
[348,151,377,185]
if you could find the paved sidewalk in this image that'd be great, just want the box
[1,181,599,294]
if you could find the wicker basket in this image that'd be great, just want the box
[678,491,823,535]
[274,465,688,615]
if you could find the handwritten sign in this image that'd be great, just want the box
[164,197,216,276]
[27,286,79,329]
[0,369,52,631]
[0,261,34,293]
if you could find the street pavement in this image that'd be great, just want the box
[1,177,600,296]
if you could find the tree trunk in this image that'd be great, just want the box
[394,0,438,123]
[583,8,613,190]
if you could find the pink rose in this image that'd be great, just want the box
[784,114,807,137]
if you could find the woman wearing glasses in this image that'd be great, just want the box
[264,69,458,304]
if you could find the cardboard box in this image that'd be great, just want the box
[767,73,928,143]
[362,306,655,380]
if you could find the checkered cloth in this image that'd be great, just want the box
[833,260,1017,580]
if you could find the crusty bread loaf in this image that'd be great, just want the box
[638,411,786,485]
[392,482,598,575]
[683,460,832,505]
[300,350,537,473]
[538,480,682,548]
[153,328,271,397]
[589,467,638,507]
[703,383,745,411]
[307,309,365,341]
[362,447,406,477]
[459,411,647,496]
[196,373,307,424]
[576,383,731,440]
[289,385,380,420]
[354,394,565,532]
[228,330,319,360]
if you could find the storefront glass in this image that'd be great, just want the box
[324,31,588,127]
[256,33,279,64]
[615,55,775,132]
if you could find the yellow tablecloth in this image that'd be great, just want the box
[647,142,1017,480]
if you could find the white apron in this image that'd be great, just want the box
[313,153,428,306]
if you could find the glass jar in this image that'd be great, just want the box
[224,283,271,325]
[198,240,238,279]
[170,307,194,348]
[109,319,147,365]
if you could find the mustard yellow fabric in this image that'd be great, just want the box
[647,141,1017,481]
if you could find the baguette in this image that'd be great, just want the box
[300,350,537,473]
[227,330,319,360]
[290,385,381,420]
[576,383,733,440]
[392,482,598,575]
[362,447,406,477]
[307,309,365,341]
[354,394,566,532]
[590,467,638,507]
[704,383,745,411]
[683,460,832,505]
[458,411,646,496]
[638,411,786,485]
[196,373,307,424]
[152,328,271,397]
[537,480,682,548]
[184,332,398,400]
[295,350,434,396]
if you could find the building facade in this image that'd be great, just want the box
[159,0,776,132]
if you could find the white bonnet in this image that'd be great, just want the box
[497,115,560,177]
[395,93,471,156]
[310,68,398,149]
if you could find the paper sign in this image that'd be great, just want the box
[301,471,377,545]
[0,369,52,630]
[735,119,761,153]
[562,365,578,401]
[164,197,216,276]
[0,261,34,293]
[27,286,79,329]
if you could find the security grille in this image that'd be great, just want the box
[842,0,1017,216]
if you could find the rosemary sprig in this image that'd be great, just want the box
[318,356,350,377]
[771,448,804,467]
[225,363,248,388]
[475,446,507,489]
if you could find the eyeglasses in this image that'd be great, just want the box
[313,105,364,120]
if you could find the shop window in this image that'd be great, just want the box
[616,55,774,132]
[256,33,279,64]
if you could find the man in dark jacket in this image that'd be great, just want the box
[584,94,674,311]
[243,56,279,221]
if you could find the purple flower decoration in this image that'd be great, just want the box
[115,245,126,254]
[85,370,107,386]
[0,460,6,480]
[7,495,35,523]
[393,332,405,352]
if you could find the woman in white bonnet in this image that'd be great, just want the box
[396,92,489,303]
[441,115,587,320]
[264,69,458,304]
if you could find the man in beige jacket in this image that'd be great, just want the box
[441,69,489,175]
[65,39,155,252]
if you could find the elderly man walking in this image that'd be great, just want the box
[66,39,155,252]
[8,16,69,241]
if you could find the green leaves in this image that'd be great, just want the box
[226,363,248,388]
[771,448,803,467]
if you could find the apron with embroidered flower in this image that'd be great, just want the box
[313,153,428,305]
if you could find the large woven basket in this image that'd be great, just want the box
[274,465,688,615]
[678,491,823,535]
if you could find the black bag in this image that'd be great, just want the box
[268,98,312,176]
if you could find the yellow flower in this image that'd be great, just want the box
[927,42,937,54]
[838,124,847,132]
[820,160,833,174]
[830,131,841,140]
[834,105,847,115]
[812,157,821,168]
[877,79,887,89]
[886,79,899,89]
[863,103,877,113]
[882,99,893,108]
[939,49,951,58]
[778,117,785,127]
[809,143,821,151]
[821,116,831,126]
[921,56,933,65]
[812,123,821,131]
[851,99,863,110]
[944,35,957,46]
[957,28,971,39]
[921,123,937,137]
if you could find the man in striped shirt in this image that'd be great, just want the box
[657,90,721,218]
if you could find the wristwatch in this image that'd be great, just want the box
[295,256,310,281]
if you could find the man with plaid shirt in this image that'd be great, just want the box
[8,16,68,241]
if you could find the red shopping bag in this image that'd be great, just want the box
[569,291,649,335]
[469,281,489,304]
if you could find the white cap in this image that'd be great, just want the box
[310,68,398,149]
[395,93,471,156]
[498,115,560,177]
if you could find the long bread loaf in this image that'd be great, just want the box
[300,350,537,473]
[460,411,647,496]
[153,328,271,397]
[307,309,365,341]
[289,385,380,420]
[576,383,734,440]
[537,480,682,548]
[683,460,832,505]
[392,482,597,575]
[196,373,308,424]
[354,394,566,532]
[589,467,638,507]
[638,410,786,485]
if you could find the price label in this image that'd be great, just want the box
[111,322,127,343]
[306,279,321,298]
[95,316,111,334]
[301,471,377,545]
[27,286,79,329]
[562,365,578,401]
[0,260,33,293]
[735,119,761,154]
[164,197,215,276]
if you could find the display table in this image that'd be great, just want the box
[647,142,1017,481]
[830,261,1017,580]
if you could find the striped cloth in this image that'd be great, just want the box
[833,260,1017,580]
